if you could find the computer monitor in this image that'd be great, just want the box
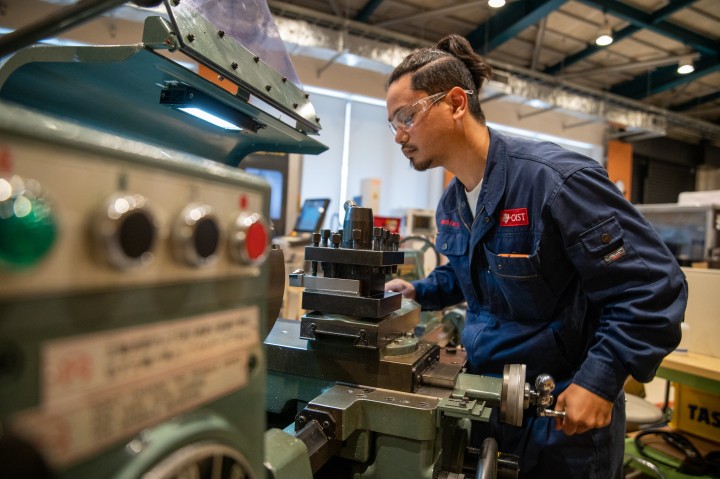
[240,152,290,235]
[244,167,283,222]
[293,198,330,234]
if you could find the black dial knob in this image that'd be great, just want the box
[173,203,221,267]
[93,193,157,270]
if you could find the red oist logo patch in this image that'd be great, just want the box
[500,208,529,227]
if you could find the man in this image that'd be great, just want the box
[384,34,687,478]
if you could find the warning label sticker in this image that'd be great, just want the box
[41,307,259,403]
[10,307,260,468]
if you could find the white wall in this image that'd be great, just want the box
[296,89,445,229]
[298,94,347,230]
[346,101,444,217]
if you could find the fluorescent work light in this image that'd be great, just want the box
[160,82,261,132]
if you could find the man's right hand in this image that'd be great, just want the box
[384,279,416,299]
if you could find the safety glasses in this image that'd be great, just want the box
[388,89,473,135]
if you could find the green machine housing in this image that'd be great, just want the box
[0,0,324,477]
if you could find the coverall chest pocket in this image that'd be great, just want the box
[483,244,557,322]
[571,215,650,290]
[436,230,478,304]
[437,230,468,257]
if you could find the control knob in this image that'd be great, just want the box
[172,202,221,267]
[92,193,157,270]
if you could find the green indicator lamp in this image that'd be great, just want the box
[0,176,57,268]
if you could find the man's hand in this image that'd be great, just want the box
[553,383,613,435]
[384,278,416,299]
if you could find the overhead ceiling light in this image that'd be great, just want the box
[488,0,506,8]
[595,13,613,47]
[677,56,695,75]
[595,25,613,46]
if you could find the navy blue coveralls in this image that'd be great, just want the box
[412,128,687,478]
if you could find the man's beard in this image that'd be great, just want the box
[409,156,432,172]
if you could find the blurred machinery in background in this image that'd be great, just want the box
[392,208,438,240]
[637,203,720,267]
[636,189,720,268]
[392,207,441,295]
[273,198,332,320]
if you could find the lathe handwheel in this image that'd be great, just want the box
[500,364,526,427]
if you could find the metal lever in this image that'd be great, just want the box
[530,374,566,419]
[538,408,566,419]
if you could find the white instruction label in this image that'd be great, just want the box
[10,307,260,468]
[42,307,259,403]
[11,350,249,468]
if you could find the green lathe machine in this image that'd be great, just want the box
[0,1,562,478]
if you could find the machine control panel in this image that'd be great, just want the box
[0,134,269,298]
[0,113,272,475]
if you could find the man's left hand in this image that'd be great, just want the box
[553,383,613,435]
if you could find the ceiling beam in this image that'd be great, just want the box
[326,0,342,17]
[466,0,567,54]
[355,0,385,23]
[682,106,720,118]
[575,0,717,55]
[610,53,720,99]
[670,89,720,112]
[530,17,547,70]
[545,0,699,74]
[374,2,479,28]
[545,25,640,74]
[558,53,699,79]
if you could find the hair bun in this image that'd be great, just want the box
[435,34,492,89]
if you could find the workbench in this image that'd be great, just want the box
[658,352,720,396]
[623,351,720,478]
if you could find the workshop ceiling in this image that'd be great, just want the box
[268,0,720,144]
[4,0,719,145]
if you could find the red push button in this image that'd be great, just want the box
[229,212,268,265]
[245,220,268,261]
